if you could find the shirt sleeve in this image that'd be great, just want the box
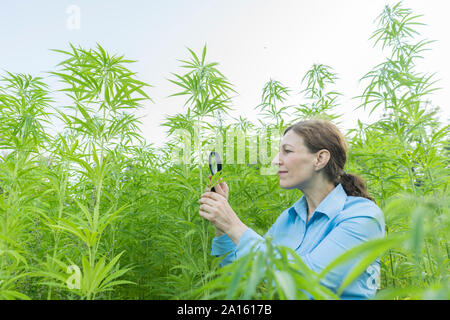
[211,223,277,267]
[211,233,236,256]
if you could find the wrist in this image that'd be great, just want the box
[227,222,248,246]
[214,226,225,237]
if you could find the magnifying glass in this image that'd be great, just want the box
[209,151,223,192]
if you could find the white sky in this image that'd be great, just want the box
[1,0,449,148]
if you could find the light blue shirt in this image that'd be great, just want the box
[211,183,385,300]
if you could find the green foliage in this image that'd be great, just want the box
[195,237,339,300]
[294,64,342,122]
[0,1,447,300]
[255,78,292,129]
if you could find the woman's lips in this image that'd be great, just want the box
[278,171,288,176]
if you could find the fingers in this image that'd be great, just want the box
[199,208,213,221]
[208,174,227,195]
[199,198,216,222]
[198,197,215,207]
[213,181,225,195]
[201,191,222,201]
[199,202,214,213]
[219,180,228,192]
[198,193,223,220]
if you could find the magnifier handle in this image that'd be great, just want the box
[208,173,216,192]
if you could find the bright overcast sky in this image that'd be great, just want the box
[1,0,449,148]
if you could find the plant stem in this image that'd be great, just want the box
[196,116,210,289]
[385,226,397,288]
[48,167,68,300]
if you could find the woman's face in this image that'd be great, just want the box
[272,130,317,190]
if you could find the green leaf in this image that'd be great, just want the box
[274,270,296,300]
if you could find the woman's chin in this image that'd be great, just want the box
[279,179,303,190]
[279,181,294,189]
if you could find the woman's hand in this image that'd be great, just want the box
[206,175,227,237]
[199,177,247,245]
[208,175,228,200]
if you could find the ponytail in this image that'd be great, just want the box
[340,172,375,203]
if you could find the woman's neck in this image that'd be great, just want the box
[301,176,336,221]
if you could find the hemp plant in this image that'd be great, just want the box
[0,72,53,299]
[355,1,447,196]
[168,44,235,176]
[255,78,292,131]
[294,64,342,122]
[350,1,449,295]
[34,43,151,299]
[167,44,236,290]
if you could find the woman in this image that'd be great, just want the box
[198,119,385,299]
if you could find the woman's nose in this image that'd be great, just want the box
[272,152,280,166]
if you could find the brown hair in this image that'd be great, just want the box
[283,119,375,203]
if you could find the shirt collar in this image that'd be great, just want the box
[290,183,347,221]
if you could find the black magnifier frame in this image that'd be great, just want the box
[208,151,223,192]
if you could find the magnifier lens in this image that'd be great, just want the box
[209,152,223,192]
[210,157,218,175]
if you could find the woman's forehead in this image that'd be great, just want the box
[281,130,304,147]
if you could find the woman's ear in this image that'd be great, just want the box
[314,149,330,170]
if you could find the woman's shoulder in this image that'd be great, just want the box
[336,195,385,228]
